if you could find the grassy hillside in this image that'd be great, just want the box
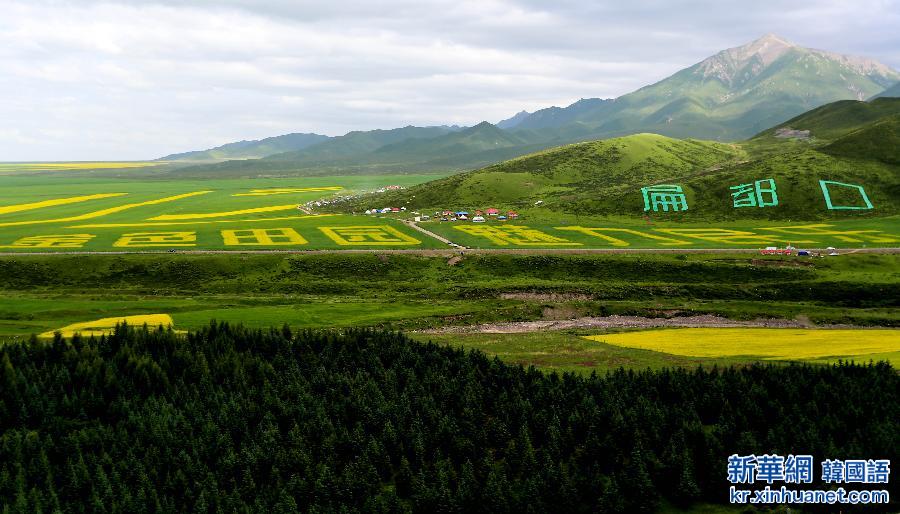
[376,134,743,210]
[366,100,900,220]
[820,114,900,165]
[667,149,898,219]
[753,97,900,141]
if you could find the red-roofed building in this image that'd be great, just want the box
[486,208,500,216]
[507,211,519,219]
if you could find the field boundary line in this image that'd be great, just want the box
[401,220,457,246]
[0,247,898,256]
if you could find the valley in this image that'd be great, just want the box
[2,24,899,512]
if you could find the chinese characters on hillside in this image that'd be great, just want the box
[641,184,688,212]
[731,178,778,208]
[642,179,873,212]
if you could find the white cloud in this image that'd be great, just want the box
[0,0,898,160]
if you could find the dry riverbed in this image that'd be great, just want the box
[419,314,865,334]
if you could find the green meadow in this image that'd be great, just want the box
[0,172,448,251]
[1,162,897,251]
[419,327,900,375]
[1,252,896,375]
[417,214,900,249]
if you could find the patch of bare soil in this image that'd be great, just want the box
[420,314,856,334]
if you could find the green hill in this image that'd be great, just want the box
[159,132,329,161]
[872,81,900,99]
[375,133,744,210]
[754,97,900,141]
[821,114,900,165]
[367,103,900,220]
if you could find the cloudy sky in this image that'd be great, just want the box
[2,0,899,160]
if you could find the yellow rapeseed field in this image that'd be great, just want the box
[148,204,301,221]
[0,162,162,172]
[0,191,213,228]
[40,314,174,338]
[0,193,127,215]
[585,328,900,362]
[232,186,343,196]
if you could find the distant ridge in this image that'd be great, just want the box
[160,132,329,161]
[871,82,900,99]
[496,110,532,129]
[161,34,900,177]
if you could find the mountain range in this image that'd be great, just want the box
[872,81,900,99]
[368,97,900,220]
[161,34,900,178]
[159,133,328,161]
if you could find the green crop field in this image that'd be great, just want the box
[1,252,896,376]
[0,171,448,251]
[416,214,900,249]
[1,170,897,252]
[2,154,898,252]
[0,161,165,173]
